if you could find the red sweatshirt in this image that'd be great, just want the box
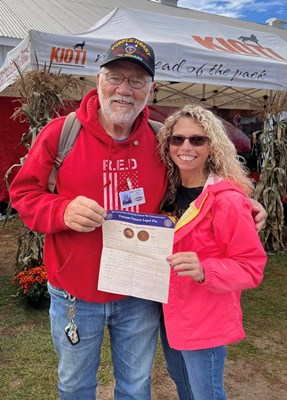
[10,89,167,302]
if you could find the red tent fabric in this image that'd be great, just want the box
[0,97,28,203]
[0,98,81,205]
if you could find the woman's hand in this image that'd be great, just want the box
[167,252,205,283]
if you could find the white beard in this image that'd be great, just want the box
[98,87,151,127]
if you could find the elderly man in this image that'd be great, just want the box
[10,37,266,400]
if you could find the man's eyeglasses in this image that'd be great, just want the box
[103,72,150,89]
[168,135,210,147]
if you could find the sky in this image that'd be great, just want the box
[178,0,287,26]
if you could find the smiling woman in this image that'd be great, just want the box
[157,104,267,400]
[168,117,211,188]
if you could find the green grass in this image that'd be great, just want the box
[227,254,287,378]
[0,254,286,399]
[0,278,113,400]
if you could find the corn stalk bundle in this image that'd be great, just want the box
[5,61,83,270]
[254,92,287,252]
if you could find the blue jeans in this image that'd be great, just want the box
[160,312,226,400]
[181,346,227,400]
[48,283,161,400]
[160,313,193,400]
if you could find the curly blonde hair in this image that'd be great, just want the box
[157,105,253,204]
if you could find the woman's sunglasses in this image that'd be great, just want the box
[168,135,210,147]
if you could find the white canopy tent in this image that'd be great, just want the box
[0,7,286,109]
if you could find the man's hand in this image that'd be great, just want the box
[249,198,267,232]
[64,196,107,232]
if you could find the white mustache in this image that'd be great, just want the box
[110,96,135,105]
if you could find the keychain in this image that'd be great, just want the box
[64,293,80,346]
[65,321,80,346]
[66,302,76,320]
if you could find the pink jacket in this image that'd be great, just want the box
[163,178,267,351]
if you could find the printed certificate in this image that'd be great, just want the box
[98,211,175,303]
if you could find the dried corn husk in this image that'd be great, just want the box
[5,63,83,270]
[254,92,287,252]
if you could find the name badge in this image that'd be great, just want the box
[119,188,145,208]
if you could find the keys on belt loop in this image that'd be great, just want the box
[65,321,80,346]
[66,302,76,320]
[64,292,80,345]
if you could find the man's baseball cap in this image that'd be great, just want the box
[100,37,155,79]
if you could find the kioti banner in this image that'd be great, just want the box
[0,7,287,93]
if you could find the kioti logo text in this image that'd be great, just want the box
[50,41,87,67]
[192,35,287,62]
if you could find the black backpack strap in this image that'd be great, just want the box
[48,112,81,192]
